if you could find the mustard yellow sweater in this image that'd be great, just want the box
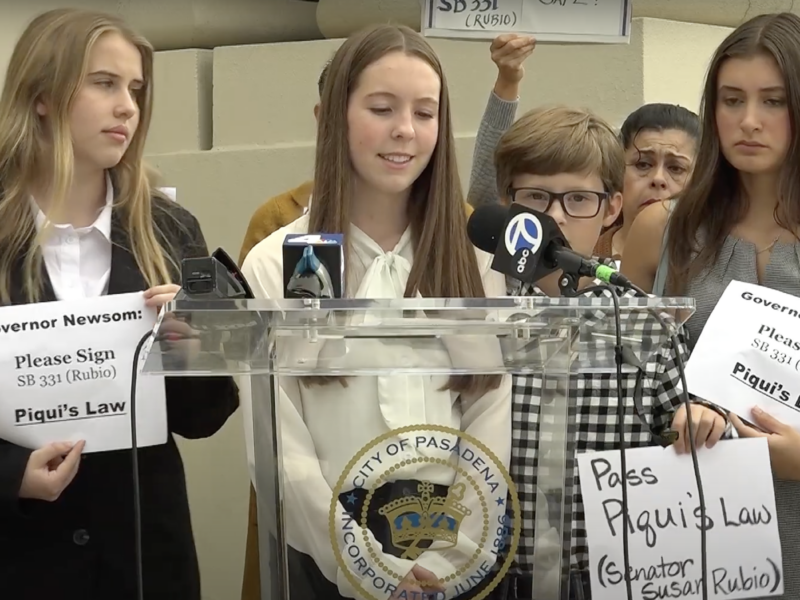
[238,180,314,265]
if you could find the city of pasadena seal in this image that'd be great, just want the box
[328,424,521,600]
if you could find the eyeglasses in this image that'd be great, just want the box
[507,187,609,219]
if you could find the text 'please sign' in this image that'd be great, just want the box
[422,0,632,43]
[577,439,783,600]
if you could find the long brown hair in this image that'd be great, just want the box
[0,8,175,303]
[310,24,500,395]
[666,12,800,293]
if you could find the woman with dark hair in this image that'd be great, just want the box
[623,13,800,598]
[593,103,699,260]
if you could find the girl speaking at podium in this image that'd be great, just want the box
[0,9,238,600]
[242,24,512,600]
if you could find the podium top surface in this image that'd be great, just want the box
[158,295,695,312]
[140,296,695,377]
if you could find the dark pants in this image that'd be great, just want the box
[287,480,509,599]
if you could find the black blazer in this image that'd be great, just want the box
[0,196,240,600]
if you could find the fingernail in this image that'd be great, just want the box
[753,406,763,415]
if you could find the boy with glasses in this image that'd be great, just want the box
[492,106,727,599]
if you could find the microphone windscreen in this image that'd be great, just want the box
[467,204,510,254]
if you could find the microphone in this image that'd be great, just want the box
[467,203,636,292]
[178,248,255,300]
[282,233,344,299]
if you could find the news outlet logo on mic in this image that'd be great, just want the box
[284,234,341,245]
[504,211,542,275]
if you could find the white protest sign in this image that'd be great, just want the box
[685,280,800,430]
[0,292,167,453]
[577,439,783,600]
[421,0,632,44]
[159,187,177,202]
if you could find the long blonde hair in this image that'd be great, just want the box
[310,24,501,396]
[0,8,175,303]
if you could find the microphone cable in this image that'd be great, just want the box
[577,282,634,600]
[130,329,151,600]
[605,279,709,600]
[129,319,206,600]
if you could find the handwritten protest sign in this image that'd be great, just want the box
[577,439,783,599]
[685,280,800,430]
[0,293,167,453]
[422,0,632,44]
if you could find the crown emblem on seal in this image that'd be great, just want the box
[378,481,472,560]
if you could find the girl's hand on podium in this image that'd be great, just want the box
[145,284,201,363]
[156,315,201,364]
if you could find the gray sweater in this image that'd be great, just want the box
[466,91,519,208]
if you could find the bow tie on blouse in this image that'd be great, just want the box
[350,228,428,429]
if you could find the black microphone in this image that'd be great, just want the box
[178,247,255,300]
[282,233,344,299]
[467,203,636,293]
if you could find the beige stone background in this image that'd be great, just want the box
[0,1,796,598]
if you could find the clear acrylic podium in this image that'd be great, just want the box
[142,295,694,600]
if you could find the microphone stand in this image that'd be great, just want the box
[556,269,581,297]
[551,261,636,600]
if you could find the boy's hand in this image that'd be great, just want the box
[731,407,800,481]
[671,402,727,454]
[490,34,535,99]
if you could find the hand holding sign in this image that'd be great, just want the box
[731,407,800,481]
[143,283,180,308]
[491,33,535,84]
[671,402,727,454]
[19,440,85,501]
[144,284,201,364]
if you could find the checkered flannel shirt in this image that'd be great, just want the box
[505,271,691,575]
